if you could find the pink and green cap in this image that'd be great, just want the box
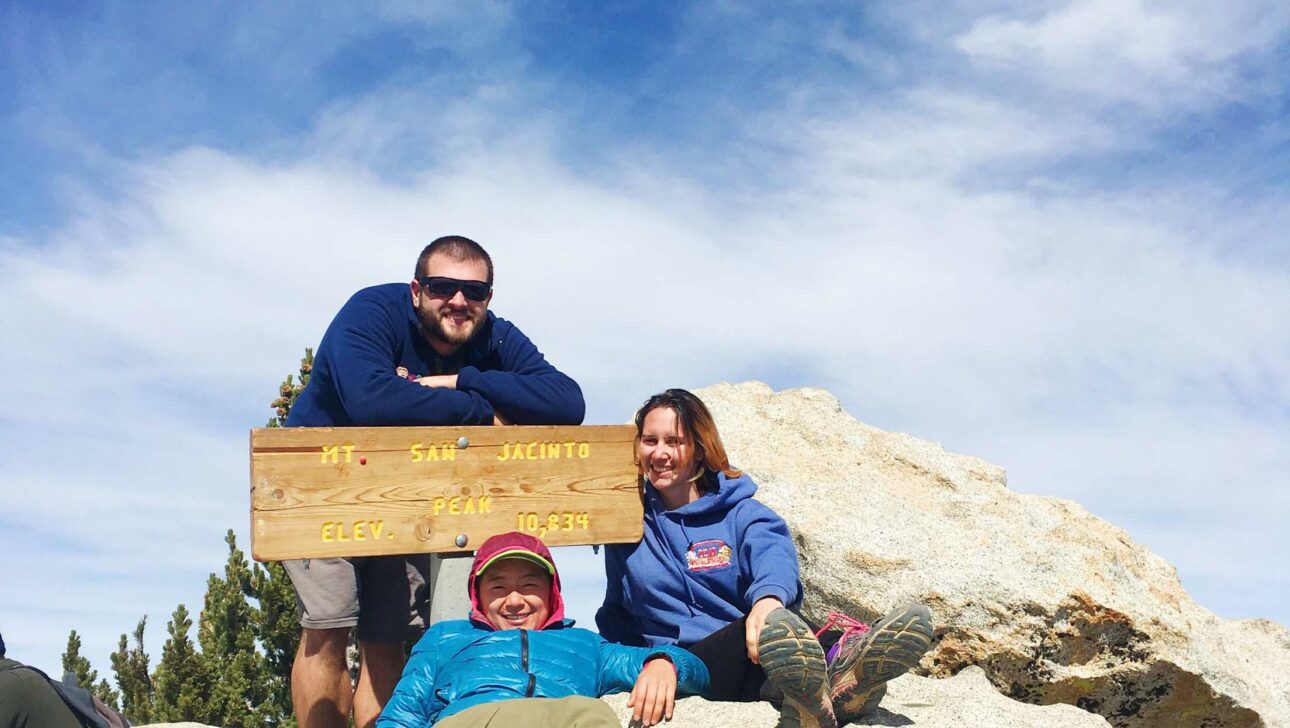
[473,548,556,578]
[467,531,565,629]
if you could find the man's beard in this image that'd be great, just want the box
[418,306,485,347]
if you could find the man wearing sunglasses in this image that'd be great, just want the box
[284,235,585,728]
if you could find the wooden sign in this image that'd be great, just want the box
[250,425,642,561]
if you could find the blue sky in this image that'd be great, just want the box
[1,1,1287,677]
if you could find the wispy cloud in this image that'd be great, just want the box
[954,0,1289,108]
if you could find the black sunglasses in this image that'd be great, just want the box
[418,276,491,302]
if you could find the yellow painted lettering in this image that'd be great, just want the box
[337,522,350,542]
[444,443,456,461]
[353,521,366,540]
[321,522,335,542]
[512,443,526,460]
[564,442,575,457]
[526,442,538,459]
[426,444,439,461]
[479,496,492,514]
[449,497,461,515]
[370,520,384,539]
[542,442,558,458]
[578,442,590,458]
[321,445,339,464]
[342,444,355,463]
[410,443,423,462]
[498,442,510,461]
[464,497,476,514]
[433,497,447,516]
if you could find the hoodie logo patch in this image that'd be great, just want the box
[686,539,733,572]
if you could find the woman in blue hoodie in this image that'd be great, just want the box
[597,389,934,728]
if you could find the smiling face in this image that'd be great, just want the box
[411,252,492,355]
[478,558,552,631]
[638,405,703,510]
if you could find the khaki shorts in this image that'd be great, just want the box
[283,555,434,643]
[436,696,619,728]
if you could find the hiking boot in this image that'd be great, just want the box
[824,603,934,724]
[757,608,837,728]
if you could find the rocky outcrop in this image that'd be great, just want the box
[694,381,1289,728]
[606,667,1111,727]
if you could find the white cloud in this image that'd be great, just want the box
[954,0,1289,106]
[375,0,514,46]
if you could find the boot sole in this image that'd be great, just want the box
[758,609,838,728]
[830,604,934,721]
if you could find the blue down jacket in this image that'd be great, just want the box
[376,619,709,726]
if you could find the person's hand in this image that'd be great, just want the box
[745,596,785,664]
[627,658,677,726]
[414,374,457,388]
[492,411,512,426]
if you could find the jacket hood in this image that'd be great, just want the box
[468,531,565,630]
[645,471,758,516]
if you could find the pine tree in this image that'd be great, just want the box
[250,558,299,724]
[61,629,93,685]
[151,604,209,722]
[93,677,118,710]
[61,629,121,709]
[109,617,154,723]
[198,530,272,728]
[268,348,312,427]
[60,632,121,712]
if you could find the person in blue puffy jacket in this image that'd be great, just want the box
[597,389,934,728]
[377,531,709,727]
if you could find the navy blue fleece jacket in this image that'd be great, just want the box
[596,472,803,648]
[286,283,584,427]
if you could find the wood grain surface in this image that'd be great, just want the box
[250,425,642,560]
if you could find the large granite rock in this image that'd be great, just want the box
[693,381,1289,728]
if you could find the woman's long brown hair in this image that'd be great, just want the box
[633,389,742,484]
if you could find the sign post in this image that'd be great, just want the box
[250,424,642,561]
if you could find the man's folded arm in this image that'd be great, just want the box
[455,325,585,425]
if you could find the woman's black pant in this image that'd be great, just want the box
[685,616,840,702]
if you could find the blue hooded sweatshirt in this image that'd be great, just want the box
[596,472,803,648]
[286,283,584,427]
